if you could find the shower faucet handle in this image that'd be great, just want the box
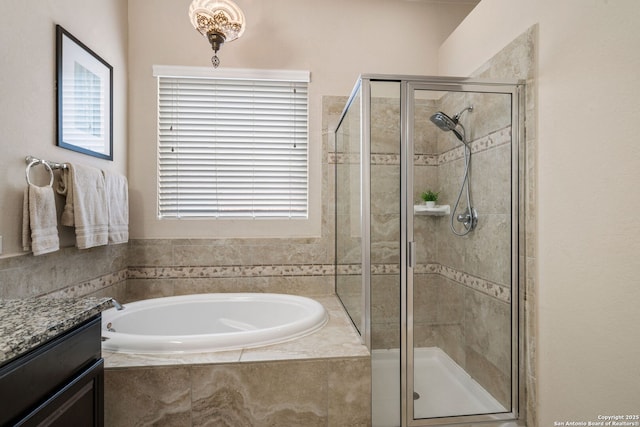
[456,207,479,231]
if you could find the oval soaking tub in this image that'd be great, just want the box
[101,293,328,354]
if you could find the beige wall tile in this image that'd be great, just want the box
[191,361,328,427]
[105,367,192,427]
[328,358,372,427]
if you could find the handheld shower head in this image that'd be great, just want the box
[429,105,477,236]
[430,111,457,132]
[429,106,473,143]
[430,111,464,141]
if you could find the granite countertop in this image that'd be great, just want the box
[0,297,112,366]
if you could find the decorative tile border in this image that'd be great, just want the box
[438,126,511,165]
[44,269,128,299]
[127,264,336,279]
[46,260,509,304]
[330,126,511,166]
[338,262,510,303]
[437,264,511,303]
[336,264,361,275]
[330,152,359,165]
[371,153,400,165]
[413,154,439,166]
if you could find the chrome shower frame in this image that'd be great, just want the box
[334,74,526,427]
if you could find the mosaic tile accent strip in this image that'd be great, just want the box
[371,263,400,275]
[330,152,359,165]
[331,126,511,166]
[45,262,509,305]
[336,264,361,275]
[413,263,440,274]
[43,269,128,299]
[437,265,511,303]
[413,154,439,166]
[438,126,511,165]
[371,153,399,165]
[371,154,440,166]
[336,263,399,275]
[338,262,510,302]
[127,264,336,280]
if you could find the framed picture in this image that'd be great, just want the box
[56,25,113,160]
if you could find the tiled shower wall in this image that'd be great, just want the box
[0,244,128,300]
[413,95,513,407]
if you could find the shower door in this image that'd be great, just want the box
[403,80,523,425]
[334,75,524,427]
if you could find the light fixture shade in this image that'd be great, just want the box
[189,0,246,43]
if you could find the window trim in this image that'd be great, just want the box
[153,65,310,84]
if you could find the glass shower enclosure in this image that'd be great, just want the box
[334,75,525,427]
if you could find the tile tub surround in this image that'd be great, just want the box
[103,296,371,427]
[0,244,128,300]
[0,297,112,364]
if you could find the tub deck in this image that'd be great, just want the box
[103,295,371,427]
[103,295,368,368]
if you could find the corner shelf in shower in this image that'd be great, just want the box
[413,204,451,216]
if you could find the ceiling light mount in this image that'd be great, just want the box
[189,0,245,68]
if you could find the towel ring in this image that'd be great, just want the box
[25,160,54,187]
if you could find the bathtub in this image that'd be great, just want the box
[101,293,328,354]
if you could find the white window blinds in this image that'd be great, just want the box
[155,67,309,219]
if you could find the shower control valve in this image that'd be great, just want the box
[456,207,478,231]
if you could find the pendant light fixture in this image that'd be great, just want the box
[188,0,246,68]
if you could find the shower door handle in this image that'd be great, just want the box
[408,241,416,268]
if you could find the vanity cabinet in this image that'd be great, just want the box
[0,315,103,427]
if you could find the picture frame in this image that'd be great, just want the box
[56,25,113,160]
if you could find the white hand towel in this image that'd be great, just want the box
[22,184,60,256]
[103,170,129,244]
[55,167,75,227]
[22,187,31,252]
[65,163,109,249]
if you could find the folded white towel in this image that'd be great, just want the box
[60,163,109,249]
[22,184,59,256]
[56,167,75,227]
[103,170,129,244]
[22,187,30,252]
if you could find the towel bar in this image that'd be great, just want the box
[25,158,54,187]
[25,156,68,171]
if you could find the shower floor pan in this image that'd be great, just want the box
[372,347,506,427]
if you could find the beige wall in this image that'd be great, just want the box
[127,0,474,240]
[0,0,128,256]
[0,1,472,293]
[440,0,640,423]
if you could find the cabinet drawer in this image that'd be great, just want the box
[15,359,103,427]
[0,316,101,426]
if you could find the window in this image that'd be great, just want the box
[154,66,309,219]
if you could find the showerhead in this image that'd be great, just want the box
[430,111,464,141]
[430,111,458,132]
[429,106,473,143]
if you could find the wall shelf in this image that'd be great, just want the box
[414,204,451,216]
